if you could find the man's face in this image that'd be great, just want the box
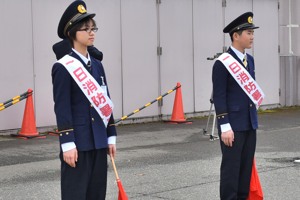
[236,29,254,49]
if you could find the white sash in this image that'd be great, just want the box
[58,55,114,127]
[218,53,265,108]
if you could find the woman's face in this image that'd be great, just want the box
[75,20,97,47]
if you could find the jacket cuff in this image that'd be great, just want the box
[107,124,117,137]
[217,113,229,126]
[58,129,75,144]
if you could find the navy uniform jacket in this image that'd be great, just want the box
[52,51,117,151]
[212,47,258,131]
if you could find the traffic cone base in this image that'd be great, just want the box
[164,83,192,124]
[165,120,193,124]
[10,133,46,140]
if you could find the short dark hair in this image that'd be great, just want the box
[67,17,96,47]
[229,29,243,42]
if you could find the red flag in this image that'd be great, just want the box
[247,159,263,200]
[117,179,128,200]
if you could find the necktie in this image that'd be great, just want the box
[243,55,248,69]
[87,61,91,71]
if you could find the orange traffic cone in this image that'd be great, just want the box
[11,89,45,139]
[165,83,192,124]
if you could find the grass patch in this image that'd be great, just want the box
[258,106,300,114]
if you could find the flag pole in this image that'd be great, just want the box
[110,156,120,180]
[110,156,129,200]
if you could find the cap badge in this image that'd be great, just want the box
[77,5,87,14]
[248,16,253,24]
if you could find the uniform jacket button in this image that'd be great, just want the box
[91,117,95,122]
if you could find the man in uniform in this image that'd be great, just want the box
[52,1,117,199]
[212,12,260,200]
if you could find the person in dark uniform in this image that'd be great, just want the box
[212,12,259,200]
[51,1,117,199]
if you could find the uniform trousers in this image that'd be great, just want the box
[219,130,256,200]
[60,148,108,200]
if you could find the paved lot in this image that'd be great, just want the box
[0,107,300,200]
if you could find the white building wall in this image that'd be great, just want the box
[32,0,69,128]
[120,0,159,118]
[193,0,223,112]
[0,0,35,130]
[159,0,194,114]
[279,0,300,56]
[0,0,284,130]
[279,0,300,105]
[253,0,280,105]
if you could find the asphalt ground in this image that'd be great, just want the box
[0,107,300,200]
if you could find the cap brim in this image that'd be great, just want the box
[225,24,259,34]
[58,13,96,39]
[237,25,259,32]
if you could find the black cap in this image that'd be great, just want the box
[58,0,95,39]
[223,12,259,34]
